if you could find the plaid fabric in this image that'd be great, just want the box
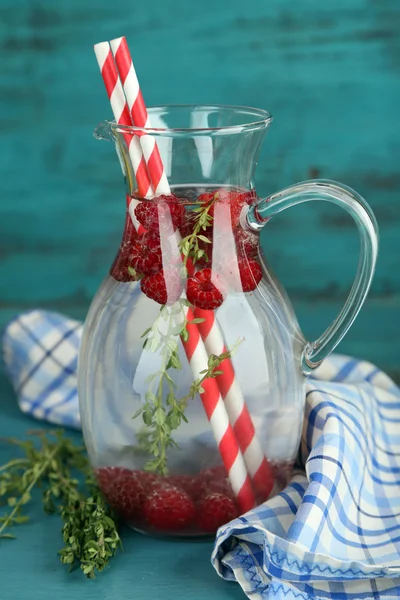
[2,310,82,429]
[212,356,400,599]
[2,310,400,598]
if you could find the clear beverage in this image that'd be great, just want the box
[79,185,303,536]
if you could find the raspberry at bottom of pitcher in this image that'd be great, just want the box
[96,462,292,536]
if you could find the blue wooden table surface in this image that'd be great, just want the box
[0,0,400,597]
[0,0,399,379]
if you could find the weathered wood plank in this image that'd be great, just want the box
[0,0,399,377]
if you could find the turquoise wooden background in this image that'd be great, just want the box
[1,0,399,378]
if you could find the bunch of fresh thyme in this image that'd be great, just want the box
[0,430,121,578]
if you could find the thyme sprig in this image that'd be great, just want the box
[134,302,206,475]
[178,192,219,273]
[135,332,242,475]
[0,430,121,578]
[134,192,241,475]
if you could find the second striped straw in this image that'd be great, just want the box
[109,35,274,501]
[94,39,257,513]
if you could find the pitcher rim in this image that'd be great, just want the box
[103,104,273,136]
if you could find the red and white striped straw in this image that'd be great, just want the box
[107,38,274,497]
[110,36,170,197]
[94,42,153,202]
[94,40,256,512]
[127,208,257,511]
[182,318,255,512]
[127,214,257,513]
[108,35,273,502]
[195,309,274,500]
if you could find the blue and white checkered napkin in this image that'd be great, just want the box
[2,310,82,429]
[2,310,400,599]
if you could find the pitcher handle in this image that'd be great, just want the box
[246,179,379,375]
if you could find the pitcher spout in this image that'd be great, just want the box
[94,120,115,142]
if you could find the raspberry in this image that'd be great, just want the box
[143,486,196,531]
[134,202,158,231]
[134,195,186,232]
[138,471,161,489]
[109,477,147,519]
[202,465,227,481]
[120,210,142,247]
[165,475,199,499]
[234,228,259,259]
[193,466,235,501]
[96,469,146,519]
[225,191,248,229]
[198,189,249,229]
[197,191,216,205]
[237,257,263,292]
[186,268,224,310]
[96,468,164,520]
[96,466,131,493]
[110,252,139,282]
[197,493,238,532]
[110,211,145,282]
[130,232,162,275]
[194,477,235,501]
[141,268,183,305]
[179,212,198,238]
[235,190,258,205]
[96,467,160,493]
[111,242,143,282]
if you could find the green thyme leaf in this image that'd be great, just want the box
[0,431,121,577]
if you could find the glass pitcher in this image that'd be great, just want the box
[78,105,378,537]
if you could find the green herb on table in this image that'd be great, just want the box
[0,430,121,578]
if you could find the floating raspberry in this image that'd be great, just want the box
[110,215,144,282]
[197,191,217,205]
[237,257,263,292]
[143,486,196,531]
[134,195,186,232]
[198,189,250,229]
[196,493,238,532]
[120,208,142,247]
[130,232,162,275]
[110,251,141,282]
[186,268,224,310]
[141,268,183,305]
[168,199,186,229]
[179,212,198,238]
[224,191,248,229]
[235,190,258,205]
[234,228,259,259]
[134,202,158,231]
